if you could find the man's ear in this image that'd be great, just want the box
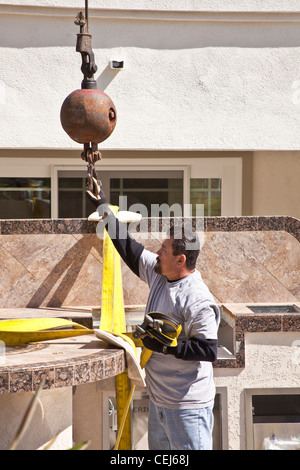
[177,254,186,266]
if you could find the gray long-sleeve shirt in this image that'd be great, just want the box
[139,249,220,409]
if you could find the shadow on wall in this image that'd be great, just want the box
[26,236,103,308]
[96,64,121,91]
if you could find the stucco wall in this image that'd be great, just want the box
[0,386,72,450]
[0,1,300,150]
[214,331,300,449]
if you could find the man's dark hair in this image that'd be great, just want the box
[167,225,200,270]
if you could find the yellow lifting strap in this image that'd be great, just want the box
[0,317,93,345]
[100,205,133,451]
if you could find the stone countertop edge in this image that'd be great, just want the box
[0,334,126,395]
[0,216,299,242]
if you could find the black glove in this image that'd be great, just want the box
[86,176,107,208]
[86,175,113,220]
[142,336,170,354]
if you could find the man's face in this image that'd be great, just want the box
[154,238,181,280]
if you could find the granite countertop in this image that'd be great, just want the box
[217,302,300,368]
[0,333,126,395]
[1,301,300,392]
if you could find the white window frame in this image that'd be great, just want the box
[52,157,242,218]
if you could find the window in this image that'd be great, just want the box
[57,170,184,218]
[190,178,222,216]
[0,153,242,219]
[58,172,94,218]
[109,171,183,215]
[0,177,51,219]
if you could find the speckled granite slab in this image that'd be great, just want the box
[0,216,299,238]
[0,334,125,395]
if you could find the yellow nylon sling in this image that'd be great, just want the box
[0,318,93,345]
[100,206,133,450]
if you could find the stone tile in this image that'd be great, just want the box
[197,230,300,304]
[228,267,297,303]
[73,360,91,386]
[282,315,300,332]
[225,216,258,231]
[0,270,49,309]
[0,371,9,394]
[52,219,92,234]
[10,369,33,393]
[258,216,286,232]
[103,355,116,379]
[90,358,104,382]
[116,352,126,374]
[205,217,229,232]
[0,244,26,304]
[197,231,260,302]
[236,315,282,333]
[32,366,55,391]
[25,235,78,284]
[0,219,53,235]
[0,333,126,392]
[232,231,300,300]
[0,216,299,316]
[72,233,103,262]
[55,365,74,388]
[62,252,102,307]
[121,267,149,306]
[285,216,300,242]
[0,234,55,269]
[23,234,102,308]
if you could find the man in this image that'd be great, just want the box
[87,179,220,450]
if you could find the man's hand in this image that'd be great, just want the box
[142,336,167,354]
[86,176,107,208]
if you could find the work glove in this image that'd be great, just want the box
[86,175,114,221]
[86,175,107,207]
[142,336,171,355]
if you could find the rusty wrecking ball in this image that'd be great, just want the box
[60,88,117,144]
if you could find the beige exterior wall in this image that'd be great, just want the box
[252,151,300,219]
